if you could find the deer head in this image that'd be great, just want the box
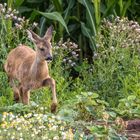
[27,26,53,61]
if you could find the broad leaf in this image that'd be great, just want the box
[39,17,47,37]
[27,0,44,3]
[64,0,75,22]
[18,6,32,13]
[103,0,117,18]
[127,95,136,101]
[92,93,99,98]
[52,0,63,12]
[122,0,131,17]
[81,22,96,50]
[36,11,69,34]
[78,0,96,35]
[92,0,101,30]
[14,0,24,8]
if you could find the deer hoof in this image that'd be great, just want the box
[14,97,20,103]
[14,92,20,103]
[51,103,57,113]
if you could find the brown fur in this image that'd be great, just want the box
[4,26,57,113]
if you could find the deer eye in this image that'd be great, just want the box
[40,48,45,51]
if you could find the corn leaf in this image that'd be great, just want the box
[81,22,96,50]
[122,0,131,17]
[64,0,75,23]
[92,0,101,30]
[27,0,44,3]
[52,0,63,12]
[39,17,47,37]
[78,0,96,35]
[36,11,69,34]
[103,0,117,17]
[14,0,24,8]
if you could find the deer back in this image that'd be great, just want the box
[4,45,35,79]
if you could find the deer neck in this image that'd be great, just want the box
[30,54,46,80]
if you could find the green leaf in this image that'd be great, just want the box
[96,100,109,106]
[14,0,24,8]
[58,108,77,121]
[52,0,63,12]
[18,6,32,13]
[29,10,39,22]
[81,22,96,50]
[39,17,47,37]
[64,0,75,22]
[118,0,123,15]
[91,100,98,106]
[92,0,101,30]
[85,106,96,113]
[103,0,117,18]
[92,93,99,98]
[78,0,96,35]
[127,95,136,101]
[87,92,94,96]
[36,11,69,34]
[108,111,116,118]
[27,0,44,3]
[122,0,131,17]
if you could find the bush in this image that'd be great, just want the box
[92,17,140,106]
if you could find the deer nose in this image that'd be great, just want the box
[45,56,53,61]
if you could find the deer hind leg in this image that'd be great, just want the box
[19,86,30,105]
[42,77,57,113]
[9,77,20,102]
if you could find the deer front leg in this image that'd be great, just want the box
[19,87,30,105]
[42,77,57,113]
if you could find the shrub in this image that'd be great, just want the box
[58,92,108,121]
[92,17,140,106]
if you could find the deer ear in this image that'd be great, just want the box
[27,30,40,43]
[44,25,53,41]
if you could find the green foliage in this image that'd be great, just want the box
[0,72,13,107]
[36,11,69,35]
[93,17,140,106]
[115,95,140,118]
[79,0,97,50]
[58,92,108,121]
[87,125,126,139]
[129,0,140,23]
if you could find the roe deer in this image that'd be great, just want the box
[4,26,57,113]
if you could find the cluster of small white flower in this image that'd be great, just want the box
[54,38,80,68]
[102,17,140,48]
[0,3,38,30]
[94,17,140,60]
[0,111,84,140]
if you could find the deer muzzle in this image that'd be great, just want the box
[45,56,53,61]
